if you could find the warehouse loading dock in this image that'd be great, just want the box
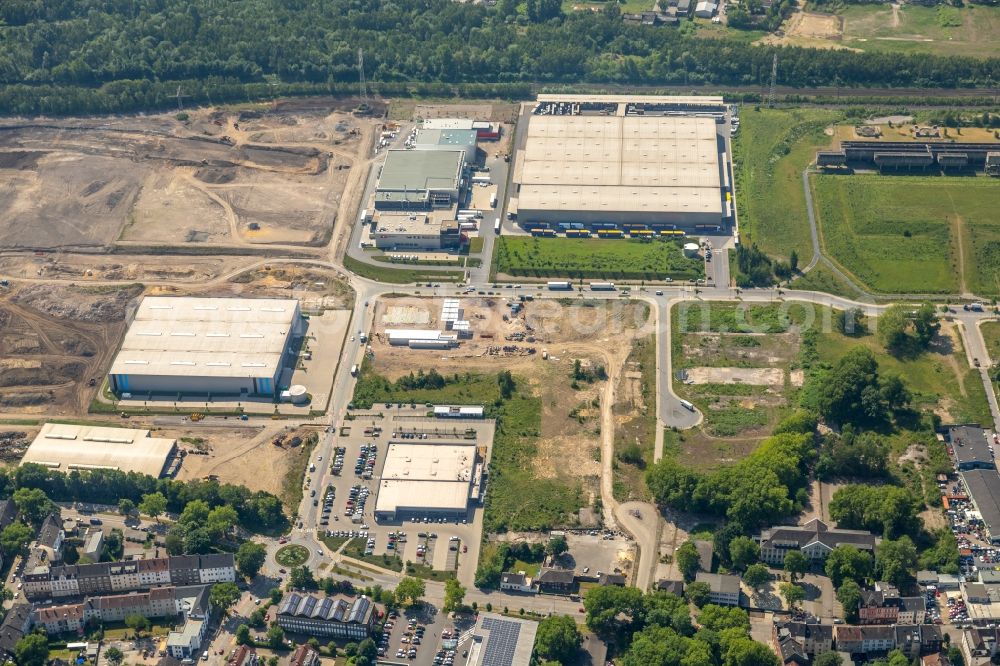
[512,95,733,229]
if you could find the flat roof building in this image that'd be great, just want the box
[372,212,462,251]
[514,110,725,227]
[964,470,1000,544]
[108,296,302,398]
[948,426,996,471]
[374,150,465,211]
[466,613,539,666]
[22,423,177,477]
[413,129,477,165]
[374,441,480,521]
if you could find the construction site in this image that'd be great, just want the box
[0,105,376,250]
[0,282,142,415]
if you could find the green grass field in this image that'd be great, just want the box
[812,174,1000,295]
[495,237,704,281]
[981,322,1000,363]
[838,3,1000,58]
[733,107,843,264]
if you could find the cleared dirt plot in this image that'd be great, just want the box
[838,3,1000,57]
[0,107,369,249]
[172,424,315,503]
[0,254,233,285]
[0,150,146,249]
[122,171,231,243]
[0,283,141,414]
[216,169,337,245]
[758,10,851,50]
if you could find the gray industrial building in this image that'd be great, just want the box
[962,469,1000,545]
[512,95,728,227]
[412,129,478,165]
[817,141,1000,172]
[374,150,465,211]
[108,296,303,399]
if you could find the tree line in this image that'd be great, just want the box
[1,463,286,531]
[1,0,999,116]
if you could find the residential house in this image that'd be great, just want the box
[655,580,685,596]
[898,596,927,624]
[166,586,211,661]
[695,572,741,606]
[695,540,714,572]
[33,585,209,634]
[535,568,575,594]
[835,625,896,654]
[0,604,32,662]
[961,626,1000,666]
[676,0,692,15]
[229,646,259,666]
[500,572,535,594]
[774,636,809,666]
[598,573,627,587]
[276,593,376,640]
[288,644,320,666]
[859,590,899,625]
[756,519,878,565]
[771,618,834,658]
[895,625,943,659]
[0,501,18,529]
[83,530,103,561]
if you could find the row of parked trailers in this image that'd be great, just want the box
[530,228,689,239]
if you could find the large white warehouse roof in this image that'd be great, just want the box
[108,296,299,380]
[375,442,477,515]
[22,423,176,477]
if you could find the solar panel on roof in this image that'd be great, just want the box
[301,596,317,617]
[481,617,523,666]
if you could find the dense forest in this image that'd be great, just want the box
[1,0,999,115]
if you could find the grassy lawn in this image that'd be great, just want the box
[733,107,843,264]
[352,367,582,532]
[511,559,541,577]
[814,319,991,425]
[980,321,1000,363]
[280,433,317,513]
[789,262,863,299]
[812,174,1000,295]
[468,236,485,253]
[495,237,704,281]
[343,254,463,284]
[838,3,1000,58]
[275,544,309,567]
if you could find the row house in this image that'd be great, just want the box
[25,553,235,600]
[859,584,927,625]
[834,624,941,657]
[33,585,207,634]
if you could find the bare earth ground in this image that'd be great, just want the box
[173,424,310,499]
[0,283,141,414]
[0,107,374,250]
[757,10,854,50]
[0,254,238,284]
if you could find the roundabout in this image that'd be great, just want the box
[275,544,309,568]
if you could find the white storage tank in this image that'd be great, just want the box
[288,384,309,405]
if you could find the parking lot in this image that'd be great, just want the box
[376,607,478,666]
[316,407,493,584]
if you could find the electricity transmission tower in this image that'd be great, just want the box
[171,85,190,111]
[767,54,778,108]
[358,49,369,106]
